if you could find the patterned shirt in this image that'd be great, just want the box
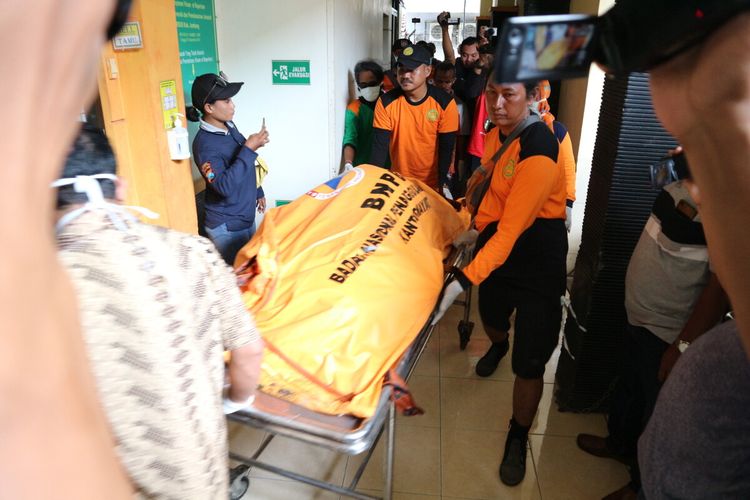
[57,210,259,499]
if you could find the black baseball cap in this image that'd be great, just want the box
[191,73,244,109]
[396,45,432,70]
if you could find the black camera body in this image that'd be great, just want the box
[438,12,461,27]
[495,0,750,83]
[650,152,691,190]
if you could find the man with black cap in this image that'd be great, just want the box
[383,38,412,92]
[371,44,459,194]
[187,73,269,266]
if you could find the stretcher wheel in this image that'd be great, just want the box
[458,320,474,350]
[229,465,250,500]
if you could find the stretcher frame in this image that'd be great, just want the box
[227,248,471,500]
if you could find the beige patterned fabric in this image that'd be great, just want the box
[57,210,259,499]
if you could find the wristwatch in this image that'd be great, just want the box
[677,339,691,353]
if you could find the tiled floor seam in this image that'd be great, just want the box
[529,432,544,500]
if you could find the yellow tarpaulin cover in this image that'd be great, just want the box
[235,165,468,418]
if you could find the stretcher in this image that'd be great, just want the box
[227,247,472,500]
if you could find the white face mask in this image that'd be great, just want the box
[530,97,548,116]
[51,174,158,233]
[359,85,381,102]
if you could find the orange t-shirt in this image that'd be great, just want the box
[541,113,577,203]
[463,122,566,284]
[373,86,459,189]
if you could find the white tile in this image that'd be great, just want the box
[530,435,630,500]
[530,384,608,438]
[241,477,340,499]
[244,434,347,485]
[440,377,513,433]
[343,424,441,496]
[441,428,541,500]
[396,375,440,428]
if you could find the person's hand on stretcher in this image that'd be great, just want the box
[431,229,479,325]
[223,339,265,414]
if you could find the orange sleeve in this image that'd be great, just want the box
[560,133,576,202]
[480,128,500,165]
[438,98,460,133]
[463,155,561,284]
[373,98,391,131]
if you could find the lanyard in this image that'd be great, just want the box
[51,174,158,233]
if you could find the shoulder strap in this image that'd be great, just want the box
[489,114,540,168]
[471,114,540,218]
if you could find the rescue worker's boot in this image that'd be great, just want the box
[475,338,509,377]
[500,417,529,486]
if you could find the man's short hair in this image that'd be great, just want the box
[435,61,456,77]
[353,60,385,84]
[485,71,538,98]
[459,36,479,51]
[57,125,117,208]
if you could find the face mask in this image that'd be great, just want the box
[531,97,550,116]
[359,85,381,102]
[51,174,157,233]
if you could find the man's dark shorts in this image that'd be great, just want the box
[475,219,567,379]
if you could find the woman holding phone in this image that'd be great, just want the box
[187,72,269,266]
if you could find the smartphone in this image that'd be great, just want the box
[494,14,599,83]
[650,151,690,190]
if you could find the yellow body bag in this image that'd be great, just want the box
[235,165,468,417]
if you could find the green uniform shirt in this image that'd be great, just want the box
[343,98,385,166]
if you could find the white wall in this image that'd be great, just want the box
[558,0,616,271]
[332,0,392,174]
[215,0,388,207]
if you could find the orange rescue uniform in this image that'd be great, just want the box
[463,121,567,284]
[372,86,459,190]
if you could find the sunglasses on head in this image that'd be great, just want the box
[203,72,230,107]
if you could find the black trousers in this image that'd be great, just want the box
[606,322,669,487]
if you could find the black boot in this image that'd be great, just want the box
[500,417,529,486]
[475,339,510,377]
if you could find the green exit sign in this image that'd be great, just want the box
[272,60,311,85]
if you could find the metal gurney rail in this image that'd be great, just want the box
[227,246,473,500]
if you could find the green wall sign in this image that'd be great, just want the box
[175,0,219,104]
[272,60,311,85]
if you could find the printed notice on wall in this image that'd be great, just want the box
[112,22,143,50]
[175,0,219,103]
[160,80,179,129]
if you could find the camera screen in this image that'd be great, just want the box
[518,22,597,78]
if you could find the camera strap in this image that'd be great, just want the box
[467,113,540,220]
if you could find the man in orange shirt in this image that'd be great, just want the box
[532,80,577,230]
[370,45,459,194]
[433,76,567,487]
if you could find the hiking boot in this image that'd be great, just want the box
[475,339,509,377]
[499,433,527,486]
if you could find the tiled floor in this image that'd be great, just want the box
[229,289,630,499]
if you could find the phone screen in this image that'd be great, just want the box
[495,15,599,83]
[521,22,596,74]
